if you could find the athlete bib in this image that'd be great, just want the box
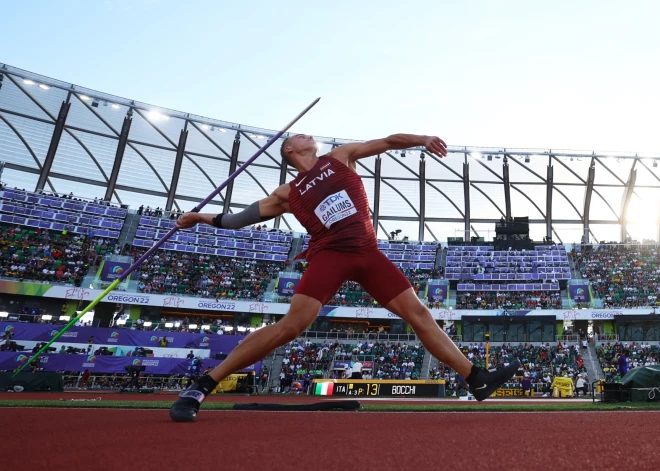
[314,190,357,228]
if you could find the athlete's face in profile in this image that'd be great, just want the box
[288,134,318,155]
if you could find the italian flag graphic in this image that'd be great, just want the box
[314,382,334,396]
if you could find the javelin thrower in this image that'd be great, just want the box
[170,133,520,421]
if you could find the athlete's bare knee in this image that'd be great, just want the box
[276,322,305,344]
[399,303,433,329]
[274,295,320,344]
[276,311,316,343]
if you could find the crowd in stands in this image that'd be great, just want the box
[328,281,379,307]
[369,342,424,380]
[273,340,425,393]
[431,342,589,396]
[133,247,284,300]
[455,290,562,310]
[329,341,424,380]
[275,339,334,393]
[0,225,119,286]
[597,341,659,382]
[573,245,660,308]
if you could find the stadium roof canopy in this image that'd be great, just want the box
[1,63,659,244]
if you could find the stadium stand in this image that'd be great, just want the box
[131,246,284,300]
[276,340,333,393]
[445,245,571,281]
[270,339,427,393]
[596,341,659,382]
[430,342,589,397]
[0,224,117,285]
[455,290,562,310]
[134,215,292,262]
[0,189,288,300]
[0,187,126,239]
[573,245,660,308]
[0,187,127,285]
[446,245,569,310]
[371,342,425,380]
[129,211,292,299]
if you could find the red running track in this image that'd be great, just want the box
[2,409,659,470]
[0,391,588,405]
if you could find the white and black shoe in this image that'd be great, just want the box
[169,375,218,422]
[466,361,521,401]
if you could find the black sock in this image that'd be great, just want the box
[196,374,219,395]
[179,375,219,405]
[465,365,481,384]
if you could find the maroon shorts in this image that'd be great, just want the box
[294,248,412,307]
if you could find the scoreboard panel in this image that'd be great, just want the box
[313,379,445,397]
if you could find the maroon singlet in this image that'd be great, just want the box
[288,156,378,261]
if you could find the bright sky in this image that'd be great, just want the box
[2,0,659,243]
[3,0,660,155]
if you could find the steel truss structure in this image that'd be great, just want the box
[1,63,659,243]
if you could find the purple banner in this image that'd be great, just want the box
[457,283,560,292]
[278,277,300,295]
[99,261,132,281]
[0,322,242,355]
[0,351,259,375]
[427,283,448,302]
[569,284,591,303]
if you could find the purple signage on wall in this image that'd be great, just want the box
[569,284,591,303]
[0,322,242,356]
[0,351,260,375]
[427,283,448,302]
[278,277,300,295]
[99,261,132,281]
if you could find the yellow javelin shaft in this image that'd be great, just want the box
[12,279,121,377]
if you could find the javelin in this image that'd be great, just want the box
[13,97,321,376]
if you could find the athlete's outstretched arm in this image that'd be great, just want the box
[329,134,448,165]
[175,184,290,230]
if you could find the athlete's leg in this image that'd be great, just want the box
[384,288,472,378]
[354,250,472,377]
[355,249,519,400]
[209,250,353,382]
[170,249,352,421]
[207,294,321,383]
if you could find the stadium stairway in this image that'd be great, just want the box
[584,342,603,382]
[561,289,571,308]
[436,245,446,269]
[427,356,441,379]
[118,212,142,248]
[421,349,432,378]
[267,348,286,392]
[265,277,278,298]
[285,236,305,269]
[568,253,581,280]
